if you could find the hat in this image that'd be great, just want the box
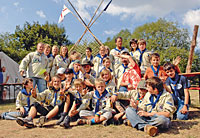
[56,68,66,75]
[73,60,81,64]
[137,80,147,90]
[81,60,94,67]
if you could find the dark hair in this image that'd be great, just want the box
[122,51,130,55]
[115,36,123,43]
[163,62,176,72]
[150,53,160,60]
[22,78,33,88]
[65,68,73,74]
[146,77,164,92]
[86,47,92,52]
[129,39,138,51]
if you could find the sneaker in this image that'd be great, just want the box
[102,120,108,126]
[144,125,158,137]
[56,113,67,125]
[36,116,47,126]
[60,115,70,128]
[76,119,91,125]
[16,117,34,128]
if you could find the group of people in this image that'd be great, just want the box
[0,37,190,136]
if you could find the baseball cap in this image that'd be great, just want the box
[137,80,147,90]
[56,68,66,75]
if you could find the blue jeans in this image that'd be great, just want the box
[1,106,29,120]
[126,107,171,130]
[175,98,189,120]
[31,77,47,93]
[119,86,128,92]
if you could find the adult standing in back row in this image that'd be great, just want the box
[19,42,50,93]
[110,37,129,70]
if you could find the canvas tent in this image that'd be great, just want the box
[0,51,23,100]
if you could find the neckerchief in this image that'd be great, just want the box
[72,68,79,79]
[138,48,146,64]
[21,88,32,108]
[0,72,3,84]
[105,80,110,85]
[136,92,145,105]
[61,56,68,63]
[86,55,93,61]
[94,89,108,113]
[147,90,163,112]
[114,47,125,53]
[52,87,60,106]
[96,54,107,64]
[169,73,180,99]
[130,51,134,57]
[151,65,160,77]
[122,64,128,73]
[75,91,82,101]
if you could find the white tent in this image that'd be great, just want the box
[0,51,23,100]
[0,51,23,83]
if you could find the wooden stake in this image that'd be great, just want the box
[186,25,199,73]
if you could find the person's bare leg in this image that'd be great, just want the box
[46,106,59,119]
[28,106,37,119]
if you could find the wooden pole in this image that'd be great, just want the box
[186,25,199,73]
[69,0,104,53]
[67,0,103,46]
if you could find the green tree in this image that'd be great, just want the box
[0,21,72,63]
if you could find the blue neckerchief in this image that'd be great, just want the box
[86,55,93,61]
[96,54,107,64]
[105,80,110,85]
[0,72,3,84]
[122,64,128,73]
[169,73,180,99]
[75,91,82,101]
[100,67,113,73]
[72,68,79,79]
[94,89,108,113]
[21,88,32,108]
[71,60,75,63]
[52,87,60,106]
[61,56,67,63]
[130,51,134,57]
[114,47,125,53]
[151,65,160,77]
[138,48,146,63]
[47,54,51,58]
[147,90,163,112]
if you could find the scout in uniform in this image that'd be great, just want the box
[125,77,176,136]
[54,46,70,69]
[16,75,65,128]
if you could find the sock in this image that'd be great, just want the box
[91,118,96,124]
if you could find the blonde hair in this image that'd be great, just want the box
[95,78,105,85]
[137,39,146,45]
[60,46,68,57]
[44,43,51,49]
[103,57,111,64]
[100,45,106,50]
[74,79,84,86]
[100,69,112,81]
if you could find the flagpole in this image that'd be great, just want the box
[69,0,104,53]
[67,0,103,46]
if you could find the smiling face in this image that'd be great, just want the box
[73,63,81,72]
[138,42,146,51]
[151,56,160,67]
[52,46,59,56]
[37,43,44,54]
[86,49,92,57]
[61,47,68,56]
[95,82,106,94]
[101,72,111,82]
[138,88,148,97]
[52,77,61,89]
[75,84,84,93]
[99,47,106,57]
[147,84,158,95]
[165,68,176,79]
[131,42,138,50]
[26,80,33,89]
[116,38,122,49]
[103,59,111,68]
[83,65,91,73]
[44,46,51,56]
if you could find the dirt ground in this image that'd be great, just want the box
[1,90,200,138]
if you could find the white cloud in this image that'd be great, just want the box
[36,10,46,18]
[52,0,62,4]
[104,30,118,35]
[0,7,6,13]
[13,2,19,7]
[183,9,200,29]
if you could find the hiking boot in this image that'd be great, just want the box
[16,117,34,128]
[76,119,91,125]
[60,115,70,128]
[36,116,47,126]
[56,112,67,125]
[144,125,158,137]
[123,119,131,126]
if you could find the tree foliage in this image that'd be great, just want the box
[0,21,72,63]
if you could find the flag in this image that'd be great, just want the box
[58,4,71,23]
[103,0,112,11]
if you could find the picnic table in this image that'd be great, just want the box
[180,72,200,103]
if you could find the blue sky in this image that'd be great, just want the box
[0,0,200,46]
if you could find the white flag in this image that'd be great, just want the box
[58,5,71,23]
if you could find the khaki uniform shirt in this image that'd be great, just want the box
[19,51,50,79]
[54,55,70,69]
[138,90,176,118]
[16,90,37,110]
